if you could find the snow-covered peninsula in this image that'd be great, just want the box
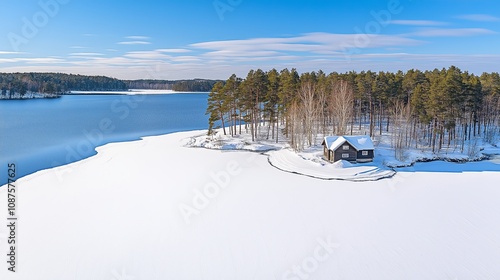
[1,129,500,280]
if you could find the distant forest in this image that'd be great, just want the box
[0,73,127,98]
[124,79,220,92]
[0,73,219,99]
[207,66,500,159]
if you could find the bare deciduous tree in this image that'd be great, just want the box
[299,81,318,147]
[330,80,354,135]
[391,100,412,160]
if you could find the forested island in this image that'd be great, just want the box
[207,66,500,159]
[0,73,127,99]
[0,73,219,99]
[124,79,220,92]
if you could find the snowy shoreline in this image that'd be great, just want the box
[68,89,207,95]
[0,89,203,100]
[0,91,61,100]
[1,129,500,279]
[185,128,500,180]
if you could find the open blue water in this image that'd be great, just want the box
[0,93,209,184]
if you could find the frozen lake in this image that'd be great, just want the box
[0,93,209,183]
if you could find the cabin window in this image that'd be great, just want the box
[342,153,349,158]
[342,145,349,150]
[362,151,368,156]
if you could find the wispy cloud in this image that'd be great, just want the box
[123,49,193,59]
[0,51,24,55]
[0,57,66,64]
[69,52,104,56]
[22,58,66,64]
[125,35,150,40]
[2,30,498,80]
[411,28,496,37]
[170,56,201,62]
[191,32,421,59]
[125,50,171,59]
[457,14,500,22]
[117,35,152,45]
[70,46,87,49]
[3,53,500,80]
[389,20,448,26]
[156,48,192,53]
[118,41,151,45]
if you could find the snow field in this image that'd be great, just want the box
[0,130,499,279]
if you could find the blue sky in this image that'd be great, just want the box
[0,0,499,79]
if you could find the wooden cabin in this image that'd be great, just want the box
[322,136,374,163]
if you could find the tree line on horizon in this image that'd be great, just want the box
[206,66,500,159]
[0,73,220,99]
[124,79,220,92]
[0,73,128,98]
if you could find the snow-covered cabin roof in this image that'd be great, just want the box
[323,135,374,151]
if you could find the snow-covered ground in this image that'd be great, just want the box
[267,149,395,181]
[68,89,196,95]
[187,126,500,181]
[1,89,183,98]
[189,131,395,181]
[1,129,500,280]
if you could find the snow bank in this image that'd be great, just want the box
[185,132,279,152]
[1,130,500,280]
[332,159,353,168]
[188,130,393,181]
[68,89,195,95]
[267,149,395,181]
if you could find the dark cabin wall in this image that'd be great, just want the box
[356,150,374,161]
[333,142,357,162]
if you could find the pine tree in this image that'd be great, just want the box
[206,81,227,135]
[266,69,280,141]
